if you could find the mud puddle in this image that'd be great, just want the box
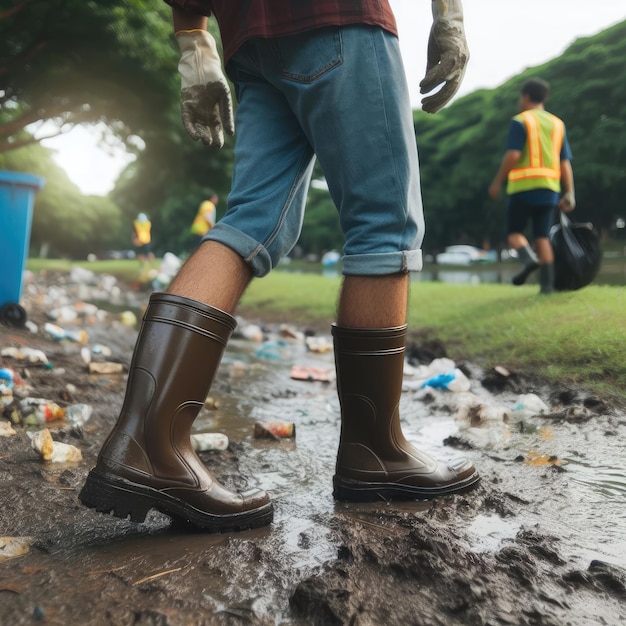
[1,272,626,625]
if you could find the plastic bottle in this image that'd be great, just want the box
[254,421,296,439]
[190,433,229,451]
[65,403,93,427]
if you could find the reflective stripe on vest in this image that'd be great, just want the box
[507,110,564,194]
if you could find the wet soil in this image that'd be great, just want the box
[1,271,625,626]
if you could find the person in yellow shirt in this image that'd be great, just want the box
[132,213,155,262]
[189,194,218,250]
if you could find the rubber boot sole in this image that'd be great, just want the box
[512,262,539,286]
[79,470,273,533]
[332,471,481,502]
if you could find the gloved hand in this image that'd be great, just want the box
[559,190,576,212]
[420,0,469,114]
[176,29,234,147]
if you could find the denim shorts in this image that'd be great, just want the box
[203,25,424,277]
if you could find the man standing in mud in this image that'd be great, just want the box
[80,0,480,532]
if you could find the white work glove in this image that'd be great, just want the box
[420,0,469,114]
[559,191,576,212]
[176,29,234,147]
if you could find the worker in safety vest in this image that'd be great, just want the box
[190,194,218,251]
[489,78,575,294]
[132,213,155,262]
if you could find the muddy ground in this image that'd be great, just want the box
[1,269,625,626]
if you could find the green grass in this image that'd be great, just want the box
[240,272,626,402]
[25,259,626,402]
[27,258,160,283]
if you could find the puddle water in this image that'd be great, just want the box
[465,514,521,553]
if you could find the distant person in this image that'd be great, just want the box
[189,193,218,250]
[488,78,575,294]
[132,213,155,262]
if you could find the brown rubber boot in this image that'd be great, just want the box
[332,324,480,502]
[79,293,273,532]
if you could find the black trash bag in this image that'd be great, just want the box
[549,211,601,291]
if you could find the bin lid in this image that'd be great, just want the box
[0,169,46,191]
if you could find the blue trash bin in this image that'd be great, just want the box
[0,170,46,327]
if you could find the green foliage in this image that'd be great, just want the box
[416,21,626,252]
[3,7,625,261]
[0,0,177,148]
[0,143,123,258]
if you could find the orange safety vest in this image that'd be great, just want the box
[507,109,564,195]
[133,219,152,245]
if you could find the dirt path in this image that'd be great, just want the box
[1,271,625,625]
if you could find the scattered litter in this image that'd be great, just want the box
[254,340,290,360]
[0,420,16,437]
[190,433,229,451]
[254,421,296,439]
[290,365,334,383]
[204,397,220,409]
[43,322,89,344]
[0,537,33,562]
[119,311,137,327]
[280,324,304,342]
[524,451,567,467]
[88,362,124,375]
[14,398,65,425]
[239,323,264,342]
[305,336,333,353]
[420,368,471,392]
[512,394,550,419]
[29,428,82,463]
[151,252,182,290]
[65,404,93,428]
[1,346,49,366]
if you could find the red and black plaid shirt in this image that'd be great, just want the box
[164,0,397,62]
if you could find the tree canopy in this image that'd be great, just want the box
[1,6,624,258]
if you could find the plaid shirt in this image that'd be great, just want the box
[164,0,397,62]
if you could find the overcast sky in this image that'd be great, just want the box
[42,1,625,195]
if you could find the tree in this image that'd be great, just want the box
[0,0,177,153]
[0,141,123,258]
[414,20,626,251]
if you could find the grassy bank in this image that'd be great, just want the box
[27,258,160,283]
[239,272,625,402]
[24,259,625,402]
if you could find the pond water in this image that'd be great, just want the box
[312,259,626,286]
[415,258,626,287]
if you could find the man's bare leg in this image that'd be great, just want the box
[337,273,408,328]
[535,237,554,264]
[167,240,252,313]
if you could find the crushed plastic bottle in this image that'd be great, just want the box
[254,421,296,439]
[65,404,93,428]
[190,433,229,451]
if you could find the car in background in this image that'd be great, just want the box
[102,249,136,260]
[435,245,498,266]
